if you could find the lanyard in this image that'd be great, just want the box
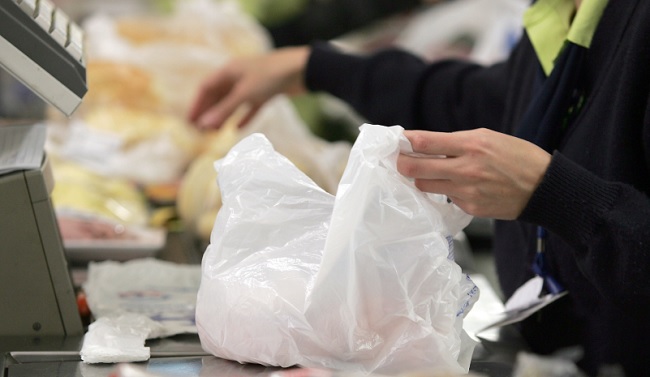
[532,226,565,295]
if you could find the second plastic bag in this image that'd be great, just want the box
[195,124,478,375]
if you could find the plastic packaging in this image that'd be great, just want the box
[195,124,478,375]
[83,258,201,337]
[80,313,164,363]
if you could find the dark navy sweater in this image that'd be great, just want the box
[305,1,650,375]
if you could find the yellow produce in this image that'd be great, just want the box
[83,106,200,156]
[177,153,223,240]
[50,158,149,226]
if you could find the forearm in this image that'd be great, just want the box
[519,151,650,303]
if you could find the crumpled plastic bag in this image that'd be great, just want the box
[195,124,479,375]
[80,313,165,364]
[83,258,201,336]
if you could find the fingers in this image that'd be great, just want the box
[410,176,487,217]
[397,128,552,219]
[398,153,481,214]
[188,68,234,125]
[187,47,311,130]
[188,67,261,130]
[188,59,264,130]
[397,152,459,182]
[403,130,467,157]
[412,176,454,197]
[196,86,250,130]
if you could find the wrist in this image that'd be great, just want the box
[283,46,311,94]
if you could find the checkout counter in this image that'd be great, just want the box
[0,0,527,376]
[0,255,526,377]
[0,224,526,377]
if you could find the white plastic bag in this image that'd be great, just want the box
[195,124,478,375]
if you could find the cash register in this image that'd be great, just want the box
[0,0,87,338]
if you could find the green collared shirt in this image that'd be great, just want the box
[523,0,609,75]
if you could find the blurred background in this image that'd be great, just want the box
[1,0,530,298]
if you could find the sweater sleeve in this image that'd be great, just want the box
[519,151,650,305]
[304,41,512,132]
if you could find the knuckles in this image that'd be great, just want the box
[407,132,433,153]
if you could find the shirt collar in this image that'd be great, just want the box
[523,0,609,75]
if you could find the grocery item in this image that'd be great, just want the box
[51,157,149,226]
[84,61,163,113]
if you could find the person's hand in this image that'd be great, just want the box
[188,46,311,130]
[397,128,552,220]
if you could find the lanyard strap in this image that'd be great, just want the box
[532,226,565,295]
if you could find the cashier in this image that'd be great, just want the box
[188,0,650,376]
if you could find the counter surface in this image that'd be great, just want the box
[1,233,526,377]
[1,330,525,377]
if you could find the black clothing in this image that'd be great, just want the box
[304,2,650,375]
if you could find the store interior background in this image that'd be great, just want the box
[0,0,532,300]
